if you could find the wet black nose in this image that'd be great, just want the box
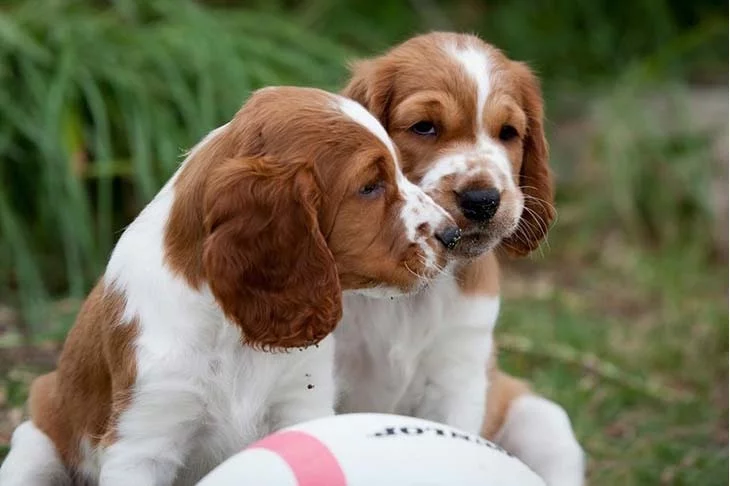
[435,226,462,249]
[458,188,501,222]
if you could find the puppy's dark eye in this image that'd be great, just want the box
[359,180,385,198]
[499,124,519,142]
[410,121,437,137]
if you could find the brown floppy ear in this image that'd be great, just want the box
[341,58,395,127]
[202,156,342,349]
[501,62,555,257]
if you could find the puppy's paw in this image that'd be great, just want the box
[495,395,585,486]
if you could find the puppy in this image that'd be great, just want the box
[0,86,459,486]
[336,32,585,485]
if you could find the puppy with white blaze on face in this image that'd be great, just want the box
[0,86,459,486]
[335,32,585,486]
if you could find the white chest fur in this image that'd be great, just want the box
[179,332,335,484]
[335,276,499,428]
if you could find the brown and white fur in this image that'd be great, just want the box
[335,32,585,485]
[0,87,460,486]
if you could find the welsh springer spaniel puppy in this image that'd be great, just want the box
[0,87,459,486]
[336,33,585,485]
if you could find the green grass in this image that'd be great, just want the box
[493,79,728,483]
[0,0,727,483]
[2,235,726,484]
[499,243,727,484]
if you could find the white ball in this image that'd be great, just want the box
[197,413,545,486]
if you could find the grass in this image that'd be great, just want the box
[0,0,727,483]
[493,80,728,483]
[499,240,727,484]
[2,227,726,484]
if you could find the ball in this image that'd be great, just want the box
[197,413,545,485]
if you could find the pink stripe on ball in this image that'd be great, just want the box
[249,431,347,486]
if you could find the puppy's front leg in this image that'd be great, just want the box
[99,363,206,486]
[414,328,492,435]
[484,371,585,486]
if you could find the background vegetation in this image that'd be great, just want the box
[0,0,727,483]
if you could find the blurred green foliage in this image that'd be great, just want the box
[1,0,357,320]
[0,0,726,325]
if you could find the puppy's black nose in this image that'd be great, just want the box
[458,188,501,222]
[435,226,462,249]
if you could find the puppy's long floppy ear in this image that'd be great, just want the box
[501,62,555,257]
[203,156,342,349]
[341,58,395,127]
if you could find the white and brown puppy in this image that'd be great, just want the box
[0,87,460,486]
[335,32,585,485]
